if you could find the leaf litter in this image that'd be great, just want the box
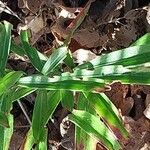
[0,0,150,149]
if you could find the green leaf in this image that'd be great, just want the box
[64,51,75,69]
[36,128,48,150]
[77,93,96,114]
[69,110,121,150]
[73,65,130,78]
[73,65,150,85]
[0,71,23,97]
[84,92,128,138]
[0,114,13,150]
[76,93,97,150]
[18,75,105,92]
[32,90,61,142]
[32,90,47,142]
[61,90,74,111]
[11,40,26,56]
[0,111,9,127]
[11,87,35,102]
[131,33,150,46]
[11,40,48,61]
[42,45,68,75]
[20,128,35,150]
[0,21,12,76]
[43,90,62,124]
[76,127,97,150]
[0,87,35,114]
[100,71,150,85]
[20,30,44,72]
[0,93,12,114]
[76,44,150,69]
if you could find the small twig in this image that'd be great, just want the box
[14,125,31,128]
[17,100,32,125]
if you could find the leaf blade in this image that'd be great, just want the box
[83,92,128,138]
[69,110,121,150]
[0,71,23,97]
[42,45,68,75]
[32,90,47,142]
[0,21,12,76]
[18,75,105,92]
[0,112,9,127]
[61,90,74,111]
[0,114,13,150]
[76,44,150,69]
[20,30,44,72]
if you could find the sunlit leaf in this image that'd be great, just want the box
[18,75,105,91]
[42,45,68,75]
[83,92,128,139]
[100,71,150,85]
[69,110,121,150]
[73,65,130,78]
[76,44,150,69]
[76,93,97,150]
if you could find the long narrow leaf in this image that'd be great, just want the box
[76,93,97,150]
[11,40,48,61]
[0,114,13,150]
[18,75,105,91]
[11,87,35,102]
[69,110,121,150]
[73,65,130,78]
[0,112,9,127]
[32,90,47,142]
[100,72,150,85]
[43,90,62,124]
[42,45,68,75]
[36,128,48,150]
[32,90,62,142]
[0,88,35,114]
[73,66,150,85]
[76,44,150,69]
[20,30,44,72]
[0,21,12,76]
[61,90,74,111]
[84,92,128,139]
[0,71,23,97]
